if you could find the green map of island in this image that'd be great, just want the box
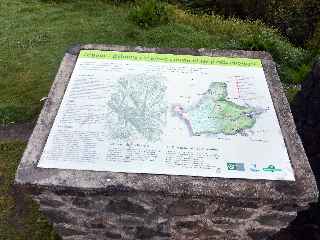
[174,82,258,135]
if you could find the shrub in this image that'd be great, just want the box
[306,21,320,54]
[175,11,312,84]
[285,86,300,103]
[129,0,174,28]
[107,0,135,5]
[264,0,320,46]
[171,0,320,46]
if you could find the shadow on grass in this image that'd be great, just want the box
[0,141,60,240]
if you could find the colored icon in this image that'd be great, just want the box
[227,163,245,171]
[262,165,282,172]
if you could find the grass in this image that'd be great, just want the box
[0,141,60,240]
[0,0,312,124]
[175,12,312,83]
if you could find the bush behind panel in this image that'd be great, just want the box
[172,0,320,46]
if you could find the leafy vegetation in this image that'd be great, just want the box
[0,141,60,240]
[172,0,320,46]
[0,0,312,124]
[129,0,174,28]
[306,21,320,55]
[175,11,312,84]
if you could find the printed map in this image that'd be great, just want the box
[174,82,260,136]
[38,50,295,181]
[107,74,167,141]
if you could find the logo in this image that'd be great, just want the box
[262,165,282,172]
[249,164,260,172]
[227,163,245,171]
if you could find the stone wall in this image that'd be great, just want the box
[32,189,296,240]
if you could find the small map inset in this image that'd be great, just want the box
[174,82,260,136]
[107,74,167,141]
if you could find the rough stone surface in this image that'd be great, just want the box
[14,45,318,239]
[33,190,297,240]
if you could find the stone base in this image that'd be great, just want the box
[32,189,297,240]
[15,45,318,240]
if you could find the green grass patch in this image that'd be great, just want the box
[0,0,312,124]
[285,86,301,103]
[175,12,312,83]
[0,141,59,240]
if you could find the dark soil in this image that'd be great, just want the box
[0,121,35,142]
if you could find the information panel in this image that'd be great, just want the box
[38,50,295,180]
